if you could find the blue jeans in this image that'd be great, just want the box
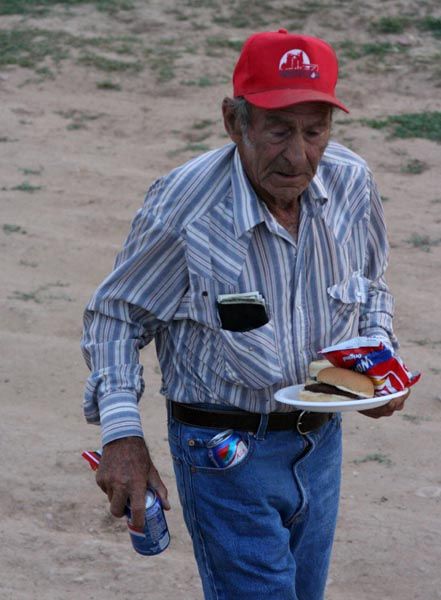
[167,404,342,600]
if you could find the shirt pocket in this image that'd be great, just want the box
[219,318,283,389]
[182,273,283,389]
[327,273,370,344]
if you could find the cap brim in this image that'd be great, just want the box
[243,88,349,113]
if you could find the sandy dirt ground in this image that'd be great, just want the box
[1,1,440,598]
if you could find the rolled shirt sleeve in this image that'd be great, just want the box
[81,194,188,446]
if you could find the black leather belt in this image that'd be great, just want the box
[171,402,333,435]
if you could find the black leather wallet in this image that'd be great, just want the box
[217,301,269,332]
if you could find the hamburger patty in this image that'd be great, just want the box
[303,382,360,399]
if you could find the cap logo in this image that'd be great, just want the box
[279,49,319,79]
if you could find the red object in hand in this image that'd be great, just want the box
[320,337,384,369]
[320,337,421,396]
[355,353,421,396]
[81,450,102,471]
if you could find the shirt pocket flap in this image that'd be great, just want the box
[327,273,370,304]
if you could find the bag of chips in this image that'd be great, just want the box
[320,337,421,395]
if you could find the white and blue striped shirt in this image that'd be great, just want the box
[81,141,397,445]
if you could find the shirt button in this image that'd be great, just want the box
[188,439,195,446]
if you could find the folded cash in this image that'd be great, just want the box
[217,292,266,305]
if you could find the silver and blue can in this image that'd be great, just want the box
[126,488,170,556]
[207,429,248,468]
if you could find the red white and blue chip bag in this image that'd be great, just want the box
[319,337,421,396]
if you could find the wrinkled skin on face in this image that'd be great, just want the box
[222,100,332,211]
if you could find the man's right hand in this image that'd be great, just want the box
[96,436,170,530]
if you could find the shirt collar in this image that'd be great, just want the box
[231,148,266,238]
[308,165,356,246]
[231,147,330,236]
[301,173,329,217]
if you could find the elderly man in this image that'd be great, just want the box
[81,29,407,600]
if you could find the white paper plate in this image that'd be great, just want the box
[274,385,408,413]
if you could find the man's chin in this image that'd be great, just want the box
[264,191,303,207]
[266,183,307,204]
[269,174,309,192]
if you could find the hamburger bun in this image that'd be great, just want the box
[300,366,374,403]
[308,359,333,381]
[318,367,374,397]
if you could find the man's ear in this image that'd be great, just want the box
[222,97,242,144]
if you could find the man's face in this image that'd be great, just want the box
[231,102,332,206]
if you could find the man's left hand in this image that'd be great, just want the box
[359,389,410,419]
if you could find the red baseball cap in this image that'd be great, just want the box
[233,29,349,113]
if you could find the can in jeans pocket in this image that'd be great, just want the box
[207,429,248,468]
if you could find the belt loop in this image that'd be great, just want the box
[255,414,269,440]
[166,398,172,427]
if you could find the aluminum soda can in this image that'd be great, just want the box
[126,488,170,556]
[207,429,248,468]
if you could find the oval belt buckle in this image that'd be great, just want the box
[296,410,314,435]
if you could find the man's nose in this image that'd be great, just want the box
[282,132,306,165]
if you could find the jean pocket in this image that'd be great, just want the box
[306,413,342,448]
[182,427,254,474]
